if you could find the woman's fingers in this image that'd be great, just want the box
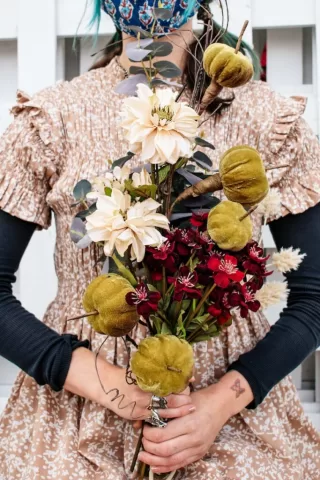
[142,433,192,458]
[138,447,201,470]
[166,393,192,408]
[143,415,193,443]
[157,404,195,419]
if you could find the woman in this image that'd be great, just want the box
[0,0,319,478]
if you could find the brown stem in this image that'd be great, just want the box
[239,205,258,221]
[235,20,249,54]
[185,284,216,329]
[187,316,214,343]
[265,164,290,172]
[130,421,145,473]
[139,462,147,480]
[199,81,223,114]
[66,311,98,321]
[169,173,223,217]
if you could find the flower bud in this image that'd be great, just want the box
[207,200,252,251]
[83,274,139,337]
[130,335,194,396]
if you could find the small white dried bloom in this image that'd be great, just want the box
[132,168,152,188]
[256,188,282,220]
[272,247,306,274]
[255,282,289,309]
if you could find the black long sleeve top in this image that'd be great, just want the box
[0,209,89,391]
[0,204,320,405]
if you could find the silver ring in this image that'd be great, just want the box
[145,408,167,428]
[148,395,168,411]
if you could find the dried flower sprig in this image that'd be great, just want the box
[271,248,306,274]
[255,282,289,309]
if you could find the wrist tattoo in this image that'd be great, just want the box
[230,379,245,398]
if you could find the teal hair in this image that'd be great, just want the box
[90,0,102,30]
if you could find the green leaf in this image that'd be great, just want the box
[145,41,173,57]
[147,284,160,293]
[73,180,92,201]
[150,314,163,335]
[124,180,157,199]
[153,61,182,79]
[153,8,173,20]
[192,151,213,169]
[75,202,97,219]
[181,299,191,311]
[195,137,215,150]
[104,187,112,196]
[176,311,186,339]
[111,253,138,287]
[112,152,135,169]
[161,323,172,335]
[158,165,171,183]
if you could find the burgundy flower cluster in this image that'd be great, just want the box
[128,212,271,324]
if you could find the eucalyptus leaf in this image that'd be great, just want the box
[158,165,171,183]
[181,194,220,209]
[195,137,215,150]
[145,41,173,57]
[129,66,157,76]
[75,202,97,219]
[130,26,153,38]
[154,61,182,78]
[151,78,181,88]
[112,151,135,169]
[176,168,203,185]
[192,151,213,168]
[153,7,173,20]
[76,234,92,249]
[126,39,153,61]
[115,74,148,96]
[125,180,157,199]
[170,213,192,221]
[70,217,91,250]
[73,180,92,201]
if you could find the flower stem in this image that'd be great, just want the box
[184,284,216,329]
[162,267,167,299]
[66,311,97,322]
[235,20,249,54]
[130,421,145,472]
[187,315,214,342]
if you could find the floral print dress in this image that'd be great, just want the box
[0,57,319,480]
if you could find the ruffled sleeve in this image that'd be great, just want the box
[0,90,63,229]
[265,94,320,221]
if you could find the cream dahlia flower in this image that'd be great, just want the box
[121,84,199,165]
[87,166,131,197]
[85,188,169,262]
[132,168,152,188]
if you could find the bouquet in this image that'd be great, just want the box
[68,12,305,480]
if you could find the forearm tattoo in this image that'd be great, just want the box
[230,379,245,398]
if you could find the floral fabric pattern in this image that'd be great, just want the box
[0,58,319,479]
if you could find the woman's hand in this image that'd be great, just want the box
[64,347,194,423]
[139,371,253,474]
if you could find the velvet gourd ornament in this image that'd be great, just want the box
[220,145,269,207]
[82,274,139,336]
[130,335,194,397]
[203,43,254,88]
[207,200,253,251]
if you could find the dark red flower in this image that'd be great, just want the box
[208,288,233,325]
[241,241,272,277]
[190,212,209,230]
[228,284,260,318]
[207,305,232,325]
[147,240,175,261]
[247,242,269,264]
[208,254,245,289]
[168,266,202,302]
[126,283,161,319]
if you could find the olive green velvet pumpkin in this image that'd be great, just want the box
[203,43,253,88]
[82,274,139,337]
[207,200,253,251]
[220,145,269,207]
[130,335,194,397]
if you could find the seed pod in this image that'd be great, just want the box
[83,274,139,337]
[207,200,253,251]
[130,335,194,397]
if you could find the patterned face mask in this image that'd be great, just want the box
[102,0,202,37]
